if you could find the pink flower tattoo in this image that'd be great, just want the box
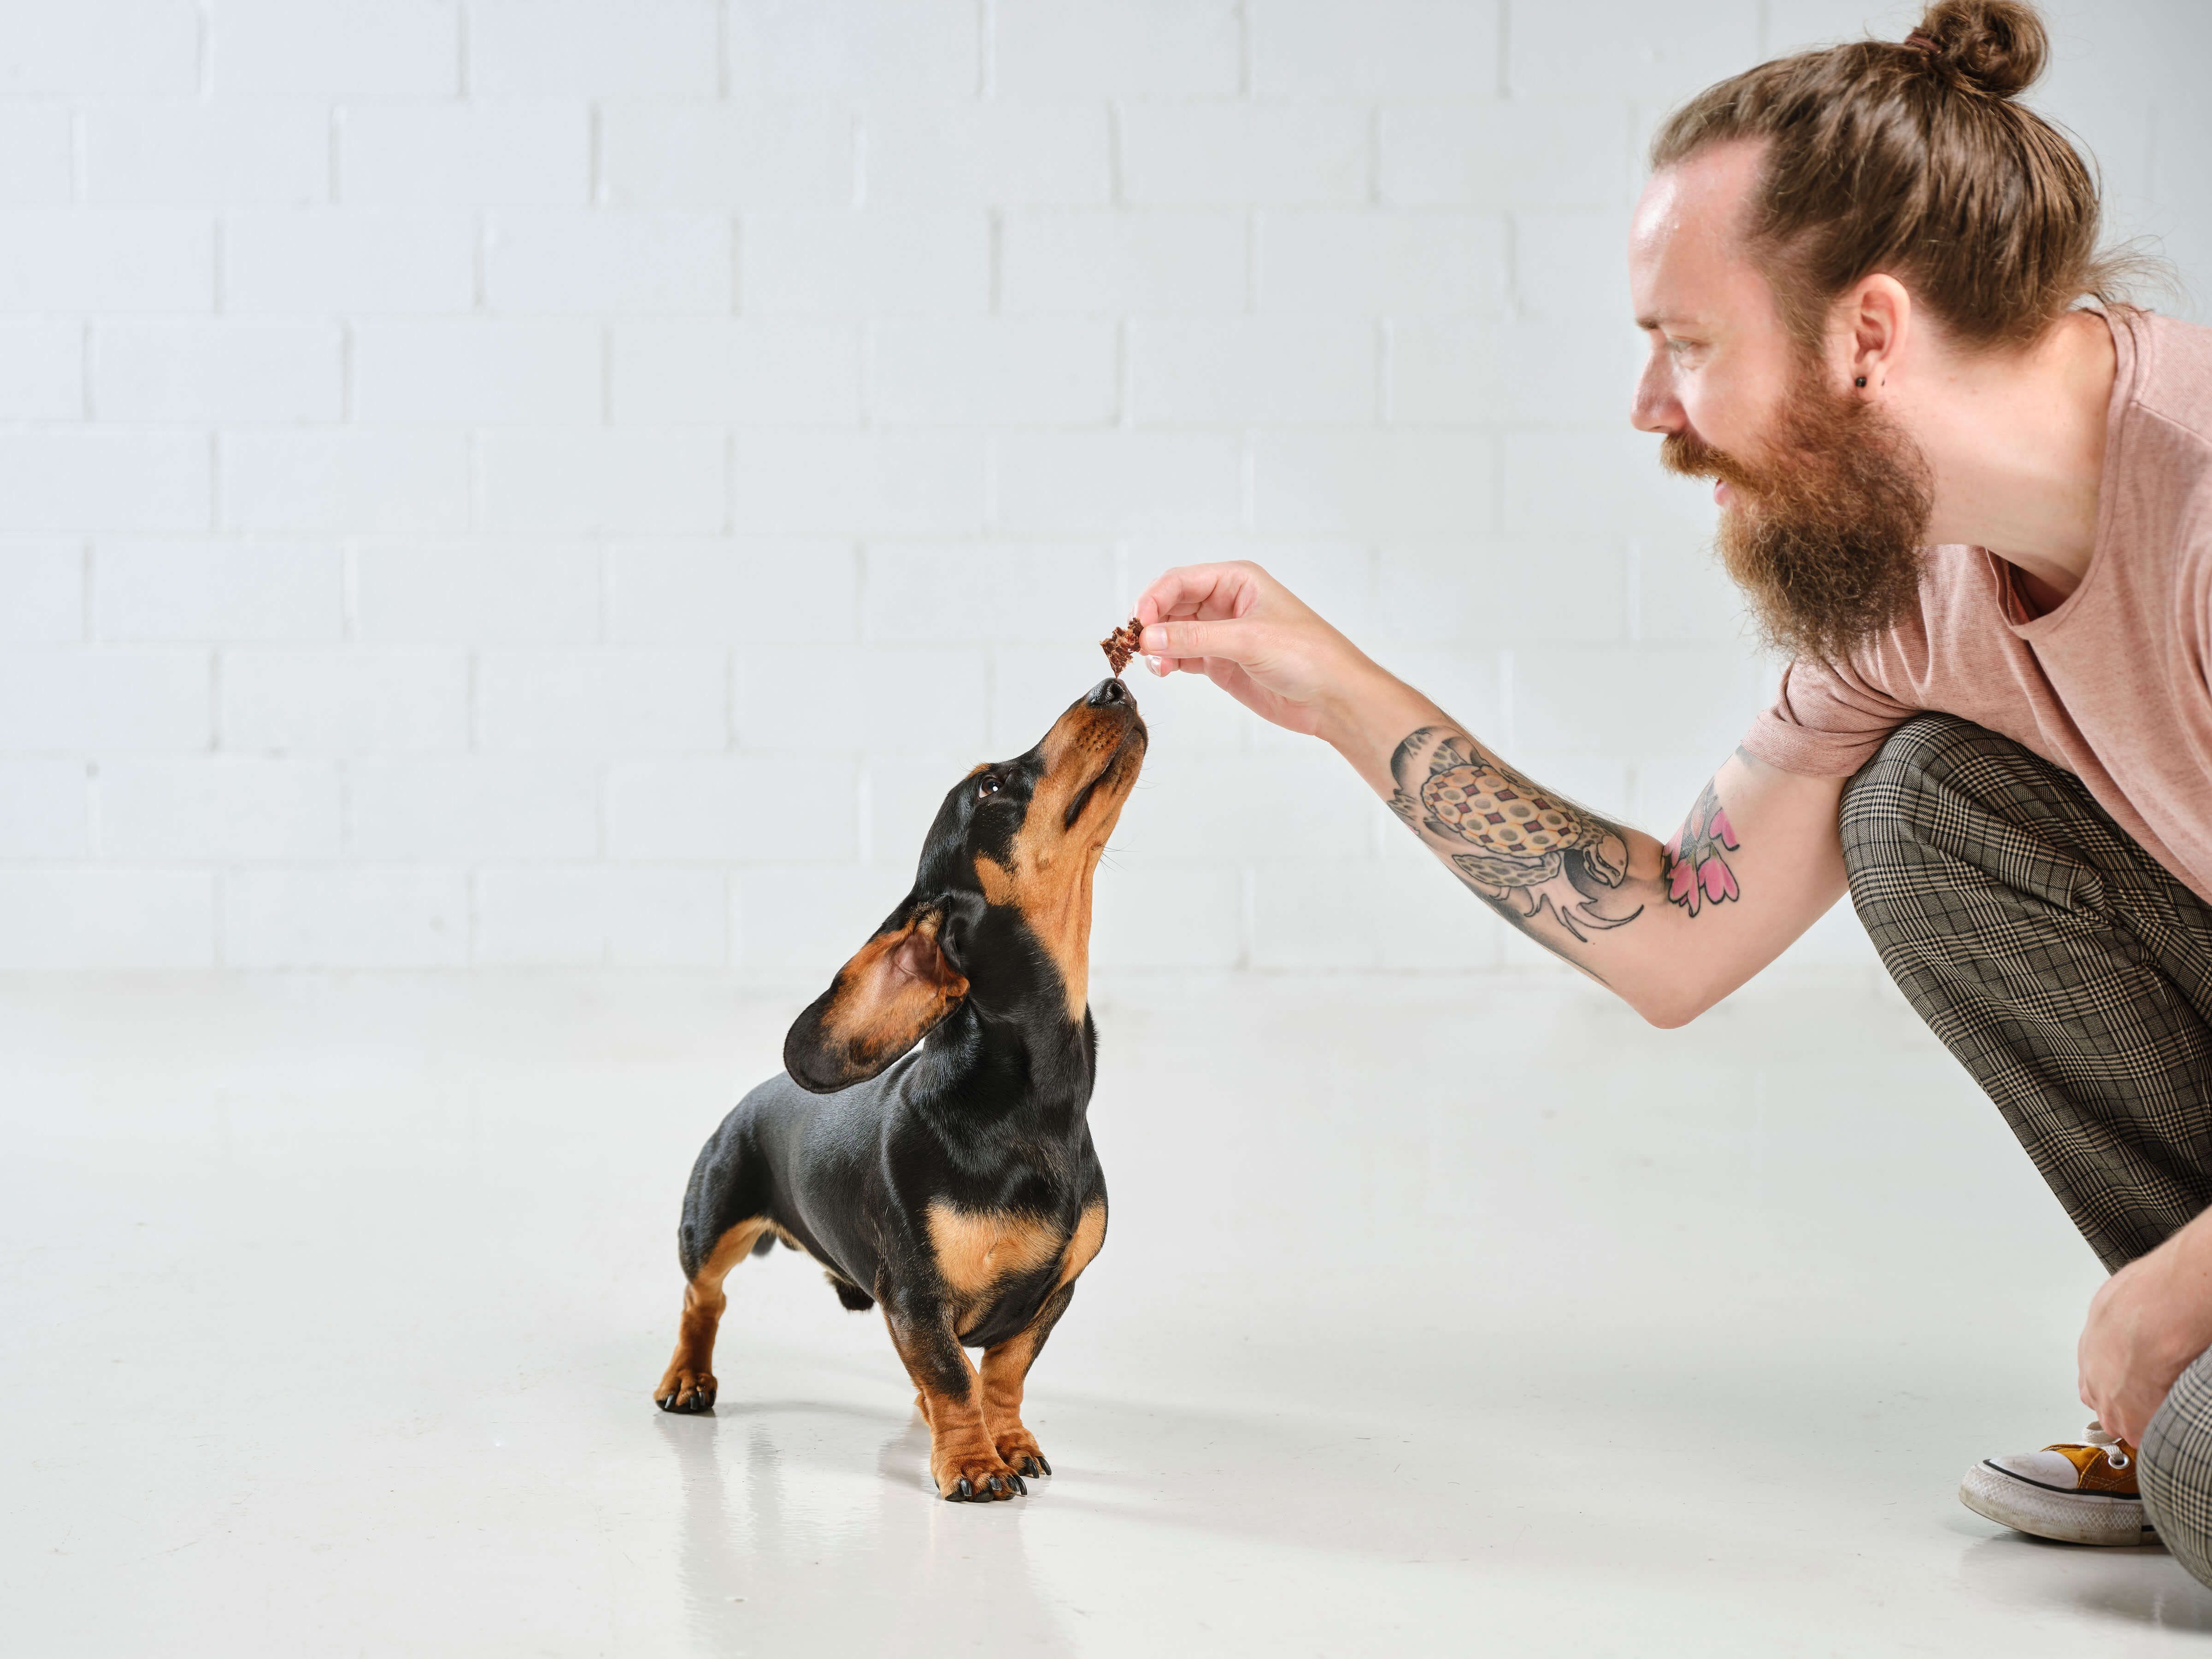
[1664,780,1741,917]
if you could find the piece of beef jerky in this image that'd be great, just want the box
[1100,616,1142,676]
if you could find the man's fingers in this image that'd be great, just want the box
[1141,618,1250,661]
[1134,563,1260,627]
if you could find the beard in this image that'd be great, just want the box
[1660,367,1935,664]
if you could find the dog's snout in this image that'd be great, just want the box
[1085,677,1128,708]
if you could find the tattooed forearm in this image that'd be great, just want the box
[1387,725,1643,971]
[1662,775,1742,916]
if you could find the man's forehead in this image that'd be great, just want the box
[1630,141,1767,324]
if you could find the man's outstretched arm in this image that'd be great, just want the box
[1137,560,1848,1028]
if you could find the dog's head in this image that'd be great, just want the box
[783,677,1147,1094]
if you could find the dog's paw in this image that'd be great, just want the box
[654,1367,717,1412]
[933,1447,1025,1502]
[991,1429,1052,1481]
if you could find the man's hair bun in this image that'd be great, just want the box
[1911,0,2048,99]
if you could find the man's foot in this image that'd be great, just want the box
[1959,1420,2158,1546]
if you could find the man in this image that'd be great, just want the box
[1133,0,2212,1583]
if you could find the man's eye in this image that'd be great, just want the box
[976,774,1001,799]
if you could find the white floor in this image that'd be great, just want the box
[6,968,2210,1655]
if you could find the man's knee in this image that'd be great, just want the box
[1838,714,1994,882]
[2140,1350,2212,1589]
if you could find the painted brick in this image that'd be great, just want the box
[0,210,212,310]
[1507,0,1760,101]
[0,757,87,856]
[1389,320,1643,426]
[221,432,468,535]
[0,870,214,968]
[726,0,980,100]
[1381,102,1635,209]
[0,323,86,419]
[866,751,979,861]
[0,434,209,533]
[868,320,1116,425]
[1633,531,1754,645]
[1000,211,1246,314]
[609,539,858,645]
[353,541,600,644]
[742,212,988,316]
[731,431,986,535]
[735,644,985,754]
[861,103,1108,206]
[477,649,728,755]
[0,1,199,97]
[0,542,83,643]
[93,321,342,422]
[1513,209,1633,326]
[611,321,862,426]
[211,0,459,98]
[600,104,856,208]
[468,0,718,97]
[86,103,329,206]
[1089,862,1243,970]
[1130,752,1372,864]
[860,544,1115,643]
[606,755,859,861]
[1259,211,1508,315]
[993,0,1240,97]
[0,648,208,750]
[1125,540,1377,643]
[340,104,589,207]
[1499,430,1715,539]
[993,433,1241,533]
[478,429,727,535]
[1252,0,1499,98]
[221,869,466,967]
[348,758,599,859]
[224,211,475,314]
[475,865,727,966]
[1251,859,1504,971]
[1129,318,1377,424]
[484,210,732,313]
[0,106,76,203]
[221,650,469,753]
[1251,431,1491,535]
[733,862,896,972]
[1376,540,1627,648]
[1511,645,1767,759]
[95,541,342,642]
[97,756,340,859]
[1121,104,1369,206]
[351,320,602,424]
[996,646,1246,755]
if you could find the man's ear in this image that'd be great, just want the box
[782,901,970,1094]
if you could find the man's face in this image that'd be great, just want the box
[1629,142,1933,662]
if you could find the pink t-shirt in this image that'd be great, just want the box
[1741,308,2212,903]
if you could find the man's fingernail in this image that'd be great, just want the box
[1145,654,1165,676]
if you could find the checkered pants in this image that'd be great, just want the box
[1842,716,2212,1579]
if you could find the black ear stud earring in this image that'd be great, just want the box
[1855,377,1868,387]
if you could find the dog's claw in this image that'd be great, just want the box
[1009,1473,1027,1495]
[1036,1455,1052,1477]
[957,1477,974,1500]
[987,1476,1006,1496]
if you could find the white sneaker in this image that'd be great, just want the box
[1959,1421,2157,1547]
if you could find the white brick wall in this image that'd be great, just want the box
[0,0,2201,973]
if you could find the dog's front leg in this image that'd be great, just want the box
[882,1300,1024,1501]
[979,1282,1075,1480]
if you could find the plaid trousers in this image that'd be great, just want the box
[1841,715,2212,1580]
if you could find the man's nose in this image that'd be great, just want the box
[1631,362,1683,436]
[1085,677,1130,708]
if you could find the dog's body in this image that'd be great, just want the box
[655,677,1144,1502]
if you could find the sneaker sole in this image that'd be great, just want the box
[1959,1462,2158,1547]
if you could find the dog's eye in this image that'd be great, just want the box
[975,773,1001,800]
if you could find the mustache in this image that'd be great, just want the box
[1659,429,1767,494]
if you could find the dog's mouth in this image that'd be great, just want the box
[1062,729,1143,831]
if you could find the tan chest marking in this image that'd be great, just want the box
[1057,1199,1106,1288]
[926,1202,1064,1301]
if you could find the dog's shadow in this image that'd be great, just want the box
[655,1401,1077,1652]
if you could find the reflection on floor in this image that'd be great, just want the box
[6,970,2210,1654]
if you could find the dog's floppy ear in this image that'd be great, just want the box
[783,903,970,1094]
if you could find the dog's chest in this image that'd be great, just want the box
[925,1199,1106,1331]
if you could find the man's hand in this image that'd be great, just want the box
[2080,1214,2212,1443]
[1136,562,1400,746]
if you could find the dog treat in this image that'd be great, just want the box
[1100,616,1142,676]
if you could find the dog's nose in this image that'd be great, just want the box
[1085,677,1129,708]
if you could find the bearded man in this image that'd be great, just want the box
[1131,0,2212,1587]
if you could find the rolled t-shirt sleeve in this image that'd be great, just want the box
[1741,655,1919,778]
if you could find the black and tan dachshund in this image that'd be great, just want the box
[654,677,1146,1502]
